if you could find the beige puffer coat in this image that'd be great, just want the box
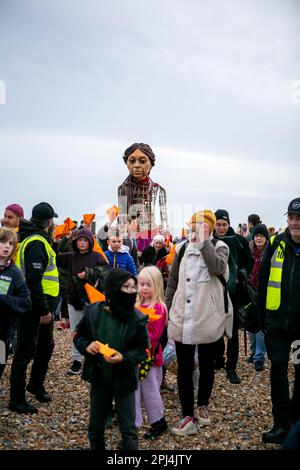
[166,238,233,345]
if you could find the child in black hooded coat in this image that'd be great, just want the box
[74,269,149,450]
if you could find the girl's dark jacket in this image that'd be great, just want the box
[0,262,32,338]
[74,301,149,395]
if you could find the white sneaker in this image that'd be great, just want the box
[197,405,211,425]
[170,416,198,436]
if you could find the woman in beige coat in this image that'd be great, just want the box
[165,210,233,437]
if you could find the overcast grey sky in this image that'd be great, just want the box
[1,0,299,234]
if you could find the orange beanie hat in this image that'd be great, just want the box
[189,210,216,235]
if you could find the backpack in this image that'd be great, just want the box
[177,240,229,313]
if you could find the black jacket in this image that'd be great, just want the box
[213,227,253,300]
[0,263,32,338]
[18,220,57,316]
[55,250,107,310]
[258,229,300,330]
[74,302,149,394]
[140,245,168,267]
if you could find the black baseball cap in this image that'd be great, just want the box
[285,197,300,216]
[31,202,58,220]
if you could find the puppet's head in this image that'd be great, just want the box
[123,143,155,180]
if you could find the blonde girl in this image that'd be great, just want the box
[135,266,168,440]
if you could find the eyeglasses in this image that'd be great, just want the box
[121,283,137,293]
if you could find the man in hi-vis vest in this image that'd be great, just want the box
[259,197,300,444]
[9,202,59,414]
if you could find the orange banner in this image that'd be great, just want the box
[84,283,106,303]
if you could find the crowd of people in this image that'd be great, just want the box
[1,177,300,449]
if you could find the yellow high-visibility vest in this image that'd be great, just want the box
[266,236,285,310]
[16,235,59,297]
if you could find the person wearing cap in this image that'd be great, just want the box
[165,210,233,436]
[9,202,59,414]
[213,209,253,384]
[118,143,168,254]
[258,197,300,444]
[247,224,269,371]
[73,269,149,450]
[1,204,24,232]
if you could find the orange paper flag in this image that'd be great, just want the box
[136,306,161,322]
[85,283,106,303]
[83,213,95,225]
[96,341,116,357]
[64,217,76,231]
[166,244,176,265]
[107,205,119,222]
[93,238,109,264]
[53,223,69,239]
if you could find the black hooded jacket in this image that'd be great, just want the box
[74,302,149,394]
[213,226,253,297]
[0,262,32,339]
[54,229,108,309]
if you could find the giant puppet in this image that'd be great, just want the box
[118,143,168,251]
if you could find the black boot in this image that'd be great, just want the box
[26,382,52,402]
[89,438,105,450]
[9,400,38,414]
[262,425,289,444]
[143,417,168,440]
[0,363,5,379]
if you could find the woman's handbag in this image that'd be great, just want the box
[237,270,261,333]
[237,301,261,333]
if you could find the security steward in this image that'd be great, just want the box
[259,197,300,444]
[9,202,59,414]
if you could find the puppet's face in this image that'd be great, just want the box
[126,149,152,181]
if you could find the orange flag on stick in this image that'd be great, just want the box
[64,217,76,231]
[53,223,69,239]
[83,213,95,225]
[93,238,109,264]
[95,341,116,357]
[85,283,106,303]
[107,205,119,222]
[166,244,176,265]
[136,306,161,322]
